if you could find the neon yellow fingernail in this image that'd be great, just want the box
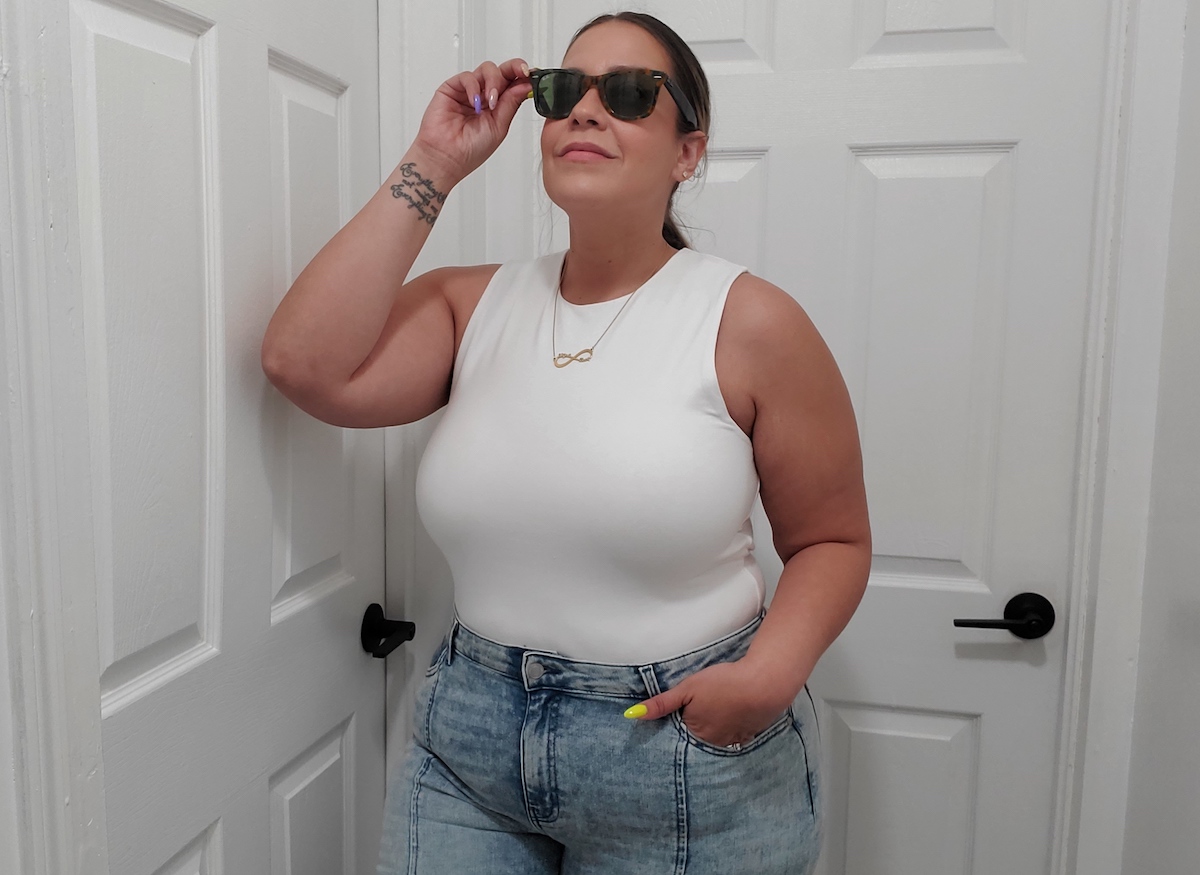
[624,704,648,719]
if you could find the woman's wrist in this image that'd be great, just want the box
[735,607,827,710]
[383,146,460,227]
[732,650,812,712]
[398,143,465,191]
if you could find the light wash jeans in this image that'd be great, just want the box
[376,610,822,874]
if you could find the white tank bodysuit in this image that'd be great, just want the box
[414,246,766,664]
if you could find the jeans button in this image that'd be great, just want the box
[526,660,545,680]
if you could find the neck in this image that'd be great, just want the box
[562,211,679,305]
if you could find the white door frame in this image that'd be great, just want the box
[1064,0,1193,869]
[0,1,1181,873]
[1,0,112,871]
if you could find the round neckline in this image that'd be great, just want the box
[557,290,633,309]
[555,247,687,308]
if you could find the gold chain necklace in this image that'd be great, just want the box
[551,254,643,368]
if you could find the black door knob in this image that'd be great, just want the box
[953,592,1056,640]
[360,603,416,658]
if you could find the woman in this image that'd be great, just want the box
[262,11,870,874]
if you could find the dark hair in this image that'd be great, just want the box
[568,12,711,250]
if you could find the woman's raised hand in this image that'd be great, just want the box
[410,58,533,186]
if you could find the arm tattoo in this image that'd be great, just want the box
[390,162,448,225]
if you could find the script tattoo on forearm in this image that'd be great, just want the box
[390,162,448,225]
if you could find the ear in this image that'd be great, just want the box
[674,130,708,182]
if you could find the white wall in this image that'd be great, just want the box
[0,509,21,875]
[1,14,28,868]
[0,145,29,875]
[1121,0,1200,868]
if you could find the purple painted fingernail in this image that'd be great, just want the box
[473,94,482,114]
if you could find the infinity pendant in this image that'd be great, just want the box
[553,348,594,367]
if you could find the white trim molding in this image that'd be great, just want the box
[1065,0,1193,873]
[1,0,111,872]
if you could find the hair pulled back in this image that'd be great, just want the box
[567,12,711,250]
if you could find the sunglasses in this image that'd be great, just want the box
[528,67,699,131]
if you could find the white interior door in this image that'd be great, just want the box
[59,0,385,871]
[384,1,1115,873]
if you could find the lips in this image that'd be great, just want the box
[558,142,615,159]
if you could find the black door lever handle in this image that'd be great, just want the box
[954,592,1056,640]
[360,603,416,658]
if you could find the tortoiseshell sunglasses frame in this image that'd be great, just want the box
[528,67,699,131]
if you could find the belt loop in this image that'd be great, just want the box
[445,616,459,665]
[638,664,662,698]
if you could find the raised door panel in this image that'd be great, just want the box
[64,0,385,872]
[70,0,223,716]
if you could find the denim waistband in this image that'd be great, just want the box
[444,610,766,697]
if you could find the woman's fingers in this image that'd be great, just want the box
[413,58,534,180]
[444,71,483,113]
[500,59,534,113]
[497,57,532,83]
[443,59,530,115]
[476,59,532,113]
[475,61,506,112]
[624,681,691,720]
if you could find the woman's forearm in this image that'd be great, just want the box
[739,540,872,707]
[260,145,461,395]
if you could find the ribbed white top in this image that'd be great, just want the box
[414,247,765,663]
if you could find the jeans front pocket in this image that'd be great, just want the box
[677,702,822,873]
[411,641,449,749]
[674,706,796,756]
[790,707,820,824]
[424,633,450,677]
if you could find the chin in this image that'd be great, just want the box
[542,172,623,215]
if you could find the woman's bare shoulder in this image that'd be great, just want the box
[422,263,504,347]
[716,272,840,429]
[722,272,833,370]
[714,272,806,438]
[723,272,814,335]
[429,262,503,309]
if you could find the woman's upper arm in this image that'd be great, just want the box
[289,264,495,428]
[728,274,871,563]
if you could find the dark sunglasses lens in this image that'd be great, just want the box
[603,71,657,119]
[535,71,585,118]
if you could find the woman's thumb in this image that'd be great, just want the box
[493,80,533,127]
[624,685,689,721]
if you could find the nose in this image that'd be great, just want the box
[567,82,607,126]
